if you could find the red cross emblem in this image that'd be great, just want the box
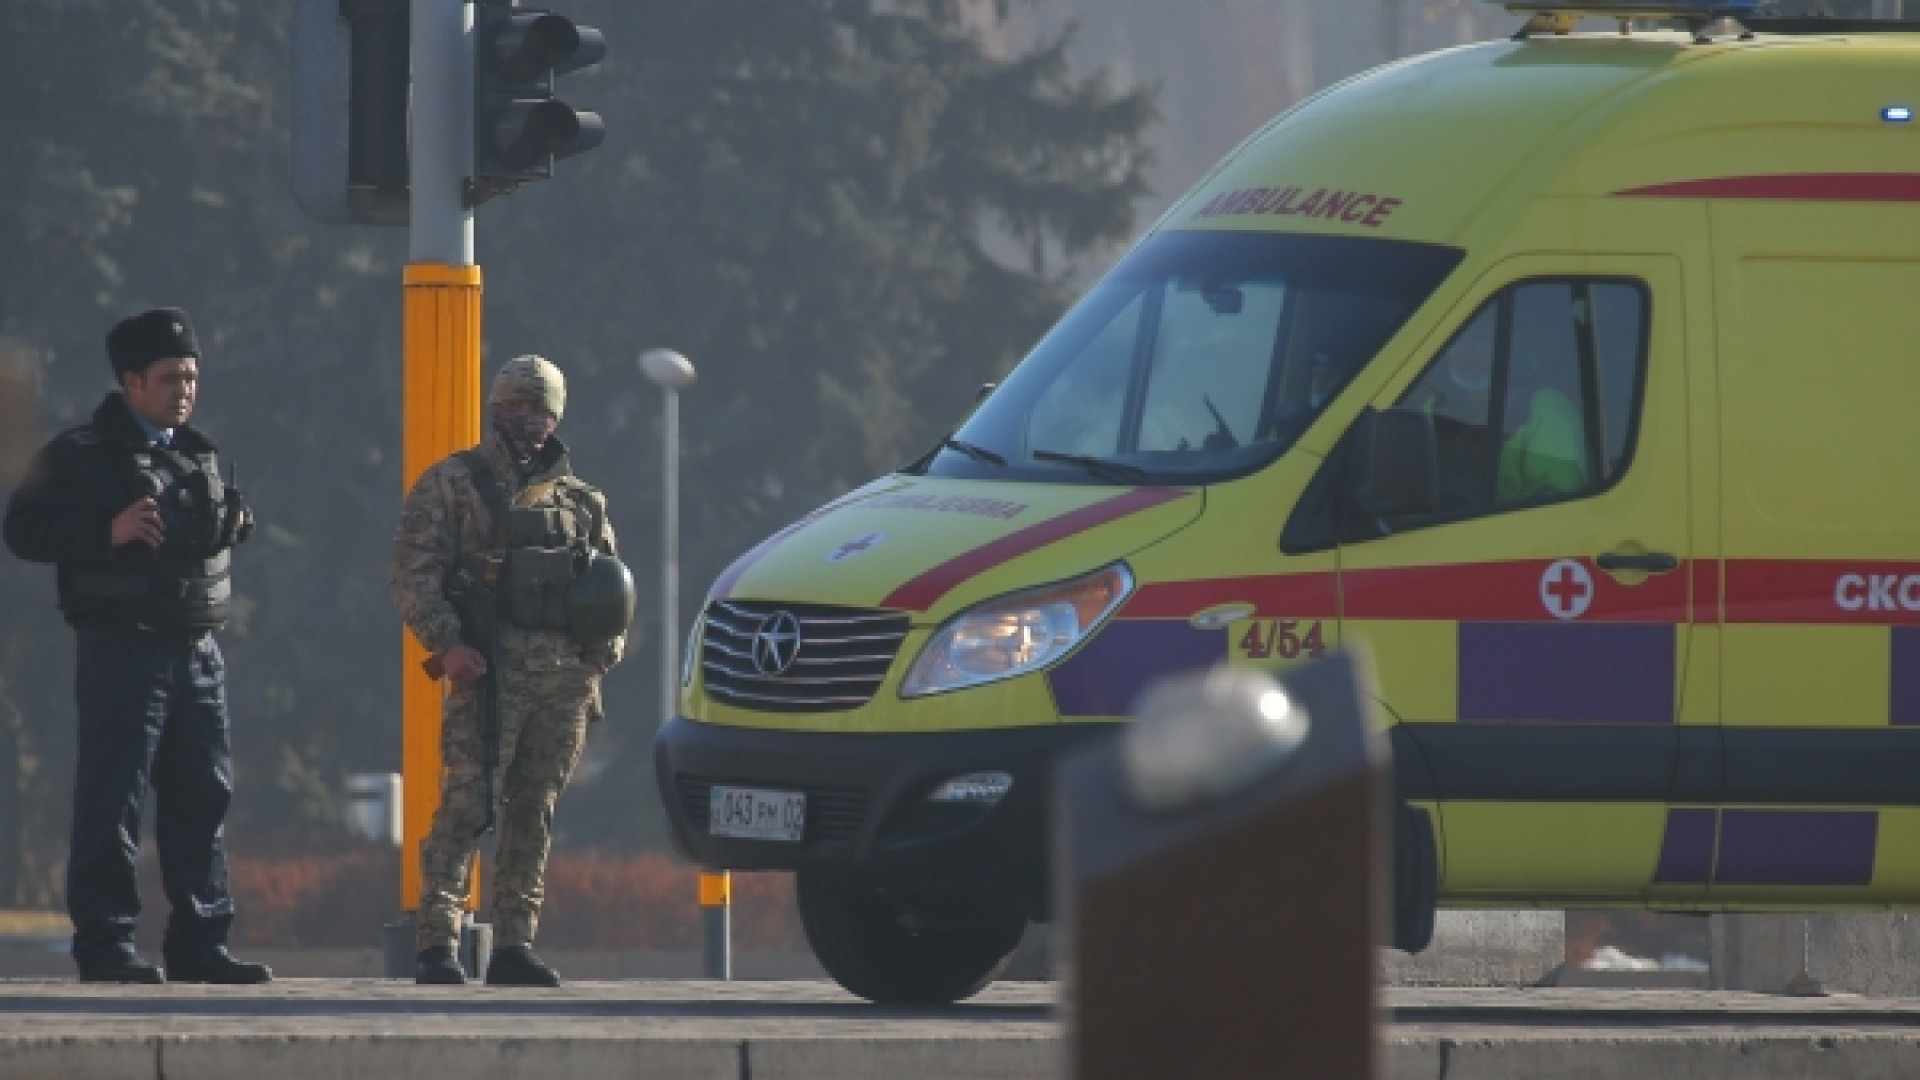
[827,532,885,563]
[1539,559,1594,620]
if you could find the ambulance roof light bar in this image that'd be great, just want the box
[1500,0,1764,42]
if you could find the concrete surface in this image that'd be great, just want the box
[0,944,833,981]
[1711,913,1920,996]
[1381,910,1565,987]
[8,979,1920,1079]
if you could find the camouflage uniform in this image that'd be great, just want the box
[390,362,623,952]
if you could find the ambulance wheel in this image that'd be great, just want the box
[1392,803,1438,953]
[796,870,1025,1005]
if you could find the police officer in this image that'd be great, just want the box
[391,356,629,986]
[3,309,270,984]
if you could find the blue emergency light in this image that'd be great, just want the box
[1887,106,1916,123]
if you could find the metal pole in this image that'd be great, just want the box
[409,0,473,266]
[662,385,679,730]
[638,350,714,978]
[639,349,697,729]
[397,0,482,958]
[700,872,732,980]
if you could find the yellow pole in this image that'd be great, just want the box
[700,871,732,979]
[401,262,484,913]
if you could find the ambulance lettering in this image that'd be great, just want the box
[1238,619,1327,661]
[1834,572,1920,613]
[1190,185,1405,228]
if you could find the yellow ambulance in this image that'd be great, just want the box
[656,3,1920,1003]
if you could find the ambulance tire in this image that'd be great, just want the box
[1392,803,1438,953]
[796,869,1025,1005]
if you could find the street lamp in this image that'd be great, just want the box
[639,348,725,979]
[639,348,696,733]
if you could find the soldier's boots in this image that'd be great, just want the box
[167,946,273,985]
[77,951,164,985]
[485,945,561,987]
[415,945,467,985]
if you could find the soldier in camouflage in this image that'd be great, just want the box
[391,355,625,987]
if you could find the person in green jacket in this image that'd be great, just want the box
[1497,387,1588,502]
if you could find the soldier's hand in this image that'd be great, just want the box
[439,644,488,687]
[111,498,165,548]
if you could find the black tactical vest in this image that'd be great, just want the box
[458,449,603,634]
[63,442,234,633]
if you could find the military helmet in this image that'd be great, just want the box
[490,354,567,420]
[569,550,637,646]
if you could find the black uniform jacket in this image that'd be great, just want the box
[4,393,236,632]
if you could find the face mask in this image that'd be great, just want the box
[492,403,558,462]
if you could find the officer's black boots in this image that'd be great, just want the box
[415,945,467,985]
[485,945,561,987]
[166,946,273,985]
[77,952,164,984]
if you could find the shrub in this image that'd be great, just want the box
[225,844,805,951]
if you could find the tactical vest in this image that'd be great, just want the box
[458,450,604,635]
[66,444,234,633]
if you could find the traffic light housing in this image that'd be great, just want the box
[471,0,605,206]
[291,0,411,226]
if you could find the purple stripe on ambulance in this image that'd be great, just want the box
[1652,808,1715,885]
[1049,621,1226,718]
[1457,623,1675,723]
[1715,810,1878,886]
[1892,628,1920,726]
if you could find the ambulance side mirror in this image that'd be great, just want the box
[1349,408,1439,518]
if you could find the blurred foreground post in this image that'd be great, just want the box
[1057,652,1388,1080]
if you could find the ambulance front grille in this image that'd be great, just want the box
[700,600,910,713]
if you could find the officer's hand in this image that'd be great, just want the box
[439,645,488,687]
[111,498,165,548]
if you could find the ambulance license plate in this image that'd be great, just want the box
[709,786,806,842]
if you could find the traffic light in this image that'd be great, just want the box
[291,0,411,226]
[471,0,605,205]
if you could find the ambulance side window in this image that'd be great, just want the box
[1389,278,1648,527]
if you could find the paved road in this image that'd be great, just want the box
[4,980,1920,1078]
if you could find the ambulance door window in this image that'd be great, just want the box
[1388,278,1648,531]
[1407,301,1501,520]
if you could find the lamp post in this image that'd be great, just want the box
[638,348,697,731]
[639,348,724,978]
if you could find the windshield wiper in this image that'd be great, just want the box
[1032,449,1147,484]
[942,437,1006,467]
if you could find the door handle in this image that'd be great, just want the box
[1594,552,1679,573]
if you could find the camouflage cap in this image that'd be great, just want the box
[490,354,566,419]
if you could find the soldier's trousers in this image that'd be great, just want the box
[417,666,593,950]
[68,627,235,966]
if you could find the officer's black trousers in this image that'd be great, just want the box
[68,626,235,965]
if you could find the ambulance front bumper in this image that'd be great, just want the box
[653,715,1119,913]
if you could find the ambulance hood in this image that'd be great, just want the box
[707,476,1204,622]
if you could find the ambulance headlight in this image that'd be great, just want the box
[900,563,1134,698]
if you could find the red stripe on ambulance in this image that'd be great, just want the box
[1614,174,1920,202]
[881,488,1191,612]
[1726,560,1920,626]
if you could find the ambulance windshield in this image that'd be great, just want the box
[929,230,1462,486]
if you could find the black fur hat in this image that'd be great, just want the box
[106,308,199,378]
